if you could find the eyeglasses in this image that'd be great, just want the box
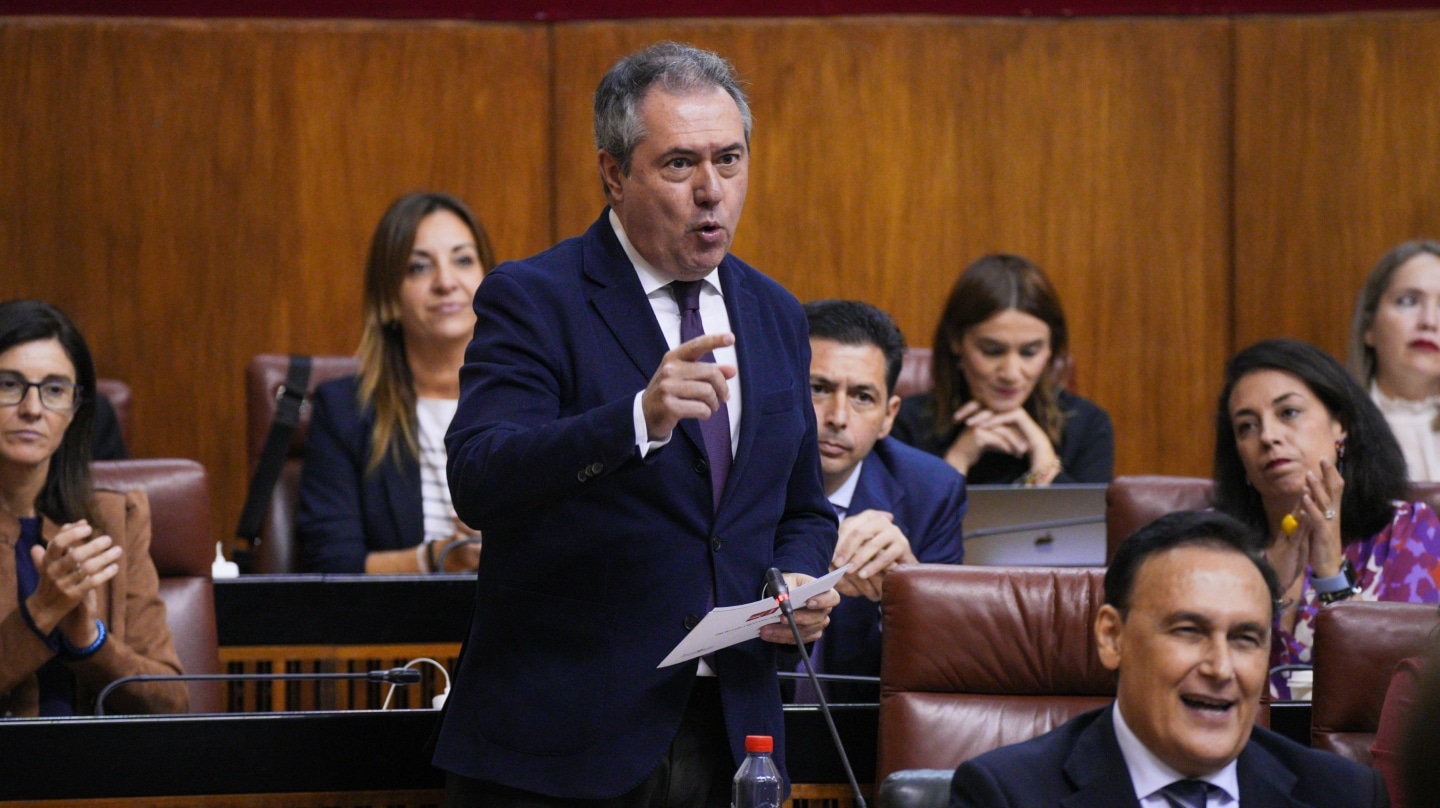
[0,372,82,412]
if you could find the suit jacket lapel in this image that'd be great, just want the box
[382,454,424,549]
[716,259,758,520]
[1060,708,1144,808]
[849,448,906,528]
[584,211,671,387]
[1236,738,1306,807]
[584,211,709,463]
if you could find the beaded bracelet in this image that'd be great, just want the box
[1018,460,1063,487]
[60,619,107,659]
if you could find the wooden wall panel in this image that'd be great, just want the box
[553,17,1234,478]
[0,18,553,542]
[1234,12,1440,359]
[13,12,1438,544]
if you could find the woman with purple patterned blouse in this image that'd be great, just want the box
[1213,339,1440,697]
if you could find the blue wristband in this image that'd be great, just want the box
[1312,570,1351,593]
[60,619,107,659]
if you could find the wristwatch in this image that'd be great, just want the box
[1314,559,1360,605]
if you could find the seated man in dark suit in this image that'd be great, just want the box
[951,510,1389,807]
[800,300,965,700]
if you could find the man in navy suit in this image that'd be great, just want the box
[434,43,839,807]
[798,300,965,702]
[951,511,1389,807]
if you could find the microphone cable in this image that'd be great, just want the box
[765,568,866,808]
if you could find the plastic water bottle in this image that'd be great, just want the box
[733,735,781,808]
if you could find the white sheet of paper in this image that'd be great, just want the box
[657,567,848,668]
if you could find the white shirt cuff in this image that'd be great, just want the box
[633,391,673,458]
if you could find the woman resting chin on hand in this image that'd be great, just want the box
[891,254,1114,487]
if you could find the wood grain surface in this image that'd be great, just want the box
[5,13,1438,545]
[1234,12,1440,357]
[1,18,553,543]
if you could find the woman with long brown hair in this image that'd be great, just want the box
[890,254,1113,485]
[296,192,494,573]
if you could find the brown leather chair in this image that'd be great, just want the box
[243,354,360,574]
[876,565,1117,784]
[1105,477,1440,564]
[1105,476,1214,563]
[1312,601,1440,764]
[95,378,131,447]
[92,459,223,713]
[894,348,933,400]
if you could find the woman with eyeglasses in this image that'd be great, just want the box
[0,300,186,716]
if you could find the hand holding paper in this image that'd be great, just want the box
[658,567,846,667]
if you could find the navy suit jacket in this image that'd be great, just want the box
[433,211,837,798]
[823,437,965,685]
[295,376,423,573]
[951,706,1389,808]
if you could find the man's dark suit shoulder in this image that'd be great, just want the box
[950,706,1389,808]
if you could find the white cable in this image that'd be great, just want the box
[381,657,452,710]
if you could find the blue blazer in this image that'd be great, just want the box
[433,211,837,798]
[823,437,965,684]
[294,376,423,573]
[951,706,1389,807]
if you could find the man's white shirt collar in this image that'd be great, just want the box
[1112,702,1239,806]
[609,208,722,298]
[827,460,864,517]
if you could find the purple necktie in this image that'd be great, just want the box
[1159,780,1215,808]
[672,280,732,512]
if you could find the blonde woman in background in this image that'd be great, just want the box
[297,192,493,573]
[1350,240,1440,482]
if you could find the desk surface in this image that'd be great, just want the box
[215,574,475,645]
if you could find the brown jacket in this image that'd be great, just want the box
[0,489,187,716]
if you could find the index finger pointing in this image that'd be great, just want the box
[671,332,734,362]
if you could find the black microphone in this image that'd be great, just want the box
[765,567,866,808]
[94,667,423,716]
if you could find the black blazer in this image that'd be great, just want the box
[294,376,423,573]
[951,706,1389,808]
[892,389,1114,485]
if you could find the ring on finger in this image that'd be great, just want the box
[1324,509,1336,521]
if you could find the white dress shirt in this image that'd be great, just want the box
[1113,702,1239,807]
[613,209,742,458]
[826,460,864,521]
[1372,382,1440,482]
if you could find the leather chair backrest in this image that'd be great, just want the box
[95,378,131,447]
[1312,601,1440,764]
[877,565,1117,783]
[1106,477,1440,564]
[894,348,933,400]
[243,354,360,574]
[91,459,222,713]
[1105,476,1214,563]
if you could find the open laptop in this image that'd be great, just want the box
[962,484,1108,566]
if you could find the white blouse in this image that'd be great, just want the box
[416,397,459,543]
[1372,383,1440,483]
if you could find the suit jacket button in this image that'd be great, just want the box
[711,536,723,552]
[693,459,708,475]
[684,614,700,631]
[589,462,603,474]
[576,470,588,482]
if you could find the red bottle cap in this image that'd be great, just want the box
[745,735,773,753]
